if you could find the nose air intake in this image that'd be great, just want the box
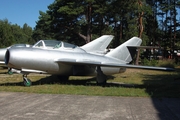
[5,50,10,65]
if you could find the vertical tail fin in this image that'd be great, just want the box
[105,37,142,63]
[80,35,114,54]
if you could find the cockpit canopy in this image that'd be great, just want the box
[32,40,85,53]
[33,40,77,49]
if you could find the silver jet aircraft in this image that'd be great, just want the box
[0,35,113,65]
[4,36,174,86]
[1,35,113,74]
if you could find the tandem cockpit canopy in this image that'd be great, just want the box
[33,40,77,49]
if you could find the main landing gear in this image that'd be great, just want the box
[96,66,107,85]
[23,75,32,87]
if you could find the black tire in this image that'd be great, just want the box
[23,78,32,87]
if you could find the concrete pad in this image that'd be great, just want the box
[0,92,179,120]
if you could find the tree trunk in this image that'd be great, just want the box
[86,2,92,43]
[119,20,123,40]
[78,33,87,42]
[135,0,144,65]
[137,0,144,38]
[173,0,176,59]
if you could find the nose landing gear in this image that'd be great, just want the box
[23,75,32,87]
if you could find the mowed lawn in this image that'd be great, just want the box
[0,66,180,97]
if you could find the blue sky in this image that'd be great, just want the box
[0,0,54,29]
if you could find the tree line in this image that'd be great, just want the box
[0,0,180,54]
[0,19,34,47]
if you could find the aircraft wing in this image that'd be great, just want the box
[54,58,174,71]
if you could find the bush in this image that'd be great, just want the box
[157,59,175,68]
[141,58,175,68]
[141,58,158,66]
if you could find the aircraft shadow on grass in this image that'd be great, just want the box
[142,69,180,120]
[0,72,7,74]
[0,75,122,87]
[0,70,179,92]
[142,69,180,98]
[0,74,139,87]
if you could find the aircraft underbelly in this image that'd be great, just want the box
[101,67,126,75]
[71,66,125,76]
[72,65,96,76]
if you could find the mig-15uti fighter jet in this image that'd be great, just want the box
[0,35,113,74]
[4,36,174,86]
[0,35,113,65]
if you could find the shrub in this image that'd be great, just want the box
[157,59,175,68]
[141,58,175,68]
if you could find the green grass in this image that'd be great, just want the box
[0,66,180,97]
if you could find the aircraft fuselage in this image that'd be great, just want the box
[5,47,126,76]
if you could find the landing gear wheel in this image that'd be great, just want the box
[23,78,32,87]
[8,70,13,75]
[7,68,13,75]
